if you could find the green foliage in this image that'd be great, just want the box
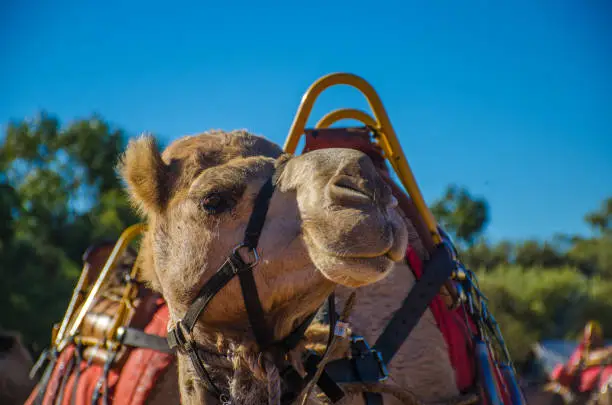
[431,185,489,247]
[429,182,612,366]
[584,197,612,235]
[475,266,612,362]
[0,112,139,351]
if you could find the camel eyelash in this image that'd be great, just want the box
[199,192,236,214]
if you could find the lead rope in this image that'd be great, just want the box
[299,291,358,405]
[264,353,282,405]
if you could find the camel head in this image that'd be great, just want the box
[119,129,408,403]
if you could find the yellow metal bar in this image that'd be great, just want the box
[59,223,146,351]
[315,108,379,129]
[284,73,441,245]
[106,247,144,342]
[53,261,93,347]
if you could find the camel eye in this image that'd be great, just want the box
[199,192,235,214]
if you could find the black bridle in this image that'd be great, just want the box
[166,160,340,403]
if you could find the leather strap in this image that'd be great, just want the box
[373,244,455,366]
[119,327,174,354]
[168,253,251,342]
[33,349,58,405]
[323,338,387,384]
[237,263,274,349]
[165,159,346,400]
[363,392,384,405]
[242,176,276,249]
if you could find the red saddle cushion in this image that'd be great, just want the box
[25,298,174,405]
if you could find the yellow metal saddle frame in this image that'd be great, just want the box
[284,72,443,246]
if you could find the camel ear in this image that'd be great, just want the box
[118,134,168,216]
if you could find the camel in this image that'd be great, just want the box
[522,383,612,405]
[119,129,465,405]
[0,329,36,405]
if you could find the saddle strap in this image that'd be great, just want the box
[373,243,455,365]
[118,327,174,354]
[363,392,384,405]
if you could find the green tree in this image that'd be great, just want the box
[0,112,139,350]
[476,265,612,362]
[461,239,512,270]
[469,196,612,364]
[513,240,566,269]
[585,197,612,235]
[567,198,612,279]
[431,185,489,247]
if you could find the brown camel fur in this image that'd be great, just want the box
[119,129,411,404]
[0,329,36,405]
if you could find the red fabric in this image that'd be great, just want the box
[25,299,174,405]
[406,247,478,392]
[550,343,612,393]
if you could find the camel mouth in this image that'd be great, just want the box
[330,177,373,205]
[314,253,397,288]
[326,244,402,263]
[304,206,408,288]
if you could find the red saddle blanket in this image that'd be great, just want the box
[25,299,174,405]
[550,343,612,393]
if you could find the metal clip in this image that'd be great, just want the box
[168,320,194,353]
[350,335,389,382]
[232,243,260,267]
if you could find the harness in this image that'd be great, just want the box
[321,243,458,405]
[293,127,527,405]
[165,160,346,404]
[165,132,527,405]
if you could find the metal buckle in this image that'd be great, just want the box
[350,335,389,382]
[168,320,193,353]
[232,243,260,267]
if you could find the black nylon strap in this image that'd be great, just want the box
[304,354,346,403]
[363,392,384,405]
[243,176,276,249]
[189,346,221,395]
[166,159,342,401]
[373,244,455,365]
[120,327,174,353]
[169,254,249,340]
[272,311,318,352]
[34,350,58,405]
[322,350,386,384]
[237,266,274,348]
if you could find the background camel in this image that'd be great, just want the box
[119,129,410,404]
[0,329,36,405]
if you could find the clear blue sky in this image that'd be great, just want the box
[1,0,611,242]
